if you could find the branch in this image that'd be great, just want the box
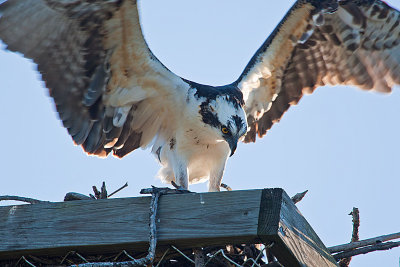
[108,182,128,198]
[291,190,308,204]
[329,207,400,262]
[0,195,50,204]
[328,232,400,253]
[91,182,108,199]
[338,207,360,267]
[333,241,400,260]
[65,182,129,201]
[15,256,36,267]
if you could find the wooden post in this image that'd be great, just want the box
[0,188,338,266]
[258,188,337,266]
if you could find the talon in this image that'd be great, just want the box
[171,181,191,193]
[220,183,232,191]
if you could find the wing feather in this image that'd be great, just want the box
[0,0,188,157]
[237,0,400,143]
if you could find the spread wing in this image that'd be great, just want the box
[237,0,400,143]
[0,0,188,157]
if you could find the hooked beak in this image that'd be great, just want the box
[227,136,238,157]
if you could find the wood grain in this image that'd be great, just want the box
[0,190,262,259]
[0,188,337,266]
[258,188,338,267]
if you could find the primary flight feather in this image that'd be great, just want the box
[0,0,399,191]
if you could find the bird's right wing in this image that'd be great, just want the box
[236,0,400,143]
[0,0,189,158]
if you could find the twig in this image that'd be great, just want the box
[155,248,170,267]
[113,250,128,262]
[171,245,195,264]
[350,208,360,241]
[121,250,136,261]
[205,249,242,267]
[328,209,400,263]
[328,232,400,253]
[27,255,54,265]
[15,256,36,267]
[249,247,265,267]
[0,195,49,204]
[333,241,400,260]
[92,182,108,199]
[61,251,89,265]
[291,190,308,204]
[338,207,360,267]
[65,182,129,201]
[108,182,129,198]
[100,182,108,199]
[91,187,100,199]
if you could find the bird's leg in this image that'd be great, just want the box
[166,138,190,191]
[173,168,189,190]
[208,166,225,192]
[171,157,189,190]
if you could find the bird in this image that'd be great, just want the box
[0,0,399,192]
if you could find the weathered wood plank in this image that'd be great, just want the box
[0,188,338,267]
[0,190,262,259]
[258,188,338,267]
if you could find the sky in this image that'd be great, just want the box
[1,1,399,266]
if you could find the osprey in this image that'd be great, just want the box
[0,0,399,191]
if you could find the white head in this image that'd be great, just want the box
[200,94,248,156]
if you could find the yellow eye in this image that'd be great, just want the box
[222,127,229,134]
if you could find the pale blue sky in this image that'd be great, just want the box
[1,1,399,266]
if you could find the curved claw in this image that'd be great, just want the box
[171,181,191,193]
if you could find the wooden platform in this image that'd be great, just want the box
[0,188,338,267]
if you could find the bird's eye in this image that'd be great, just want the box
[222,127,229,134]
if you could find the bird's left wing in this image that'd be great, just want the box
[236,0,400,143]
[0,0,188,157]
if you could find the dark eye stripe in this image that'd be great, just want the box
[232,115,244,129]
